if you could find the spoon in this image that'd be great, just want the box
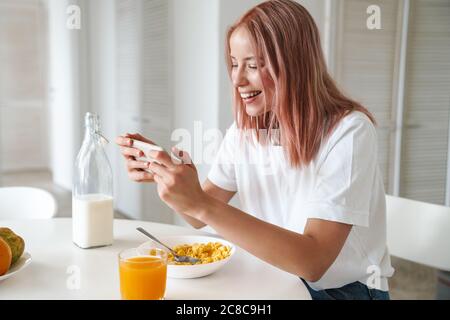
[136,227,201,264]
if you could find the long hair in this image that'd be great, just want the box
[225,0,376,168]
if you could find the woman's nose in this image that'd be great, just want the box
[232,67,248,87]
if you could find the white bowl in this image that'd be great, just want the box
[137,235,235,279]
[0,252,32,281]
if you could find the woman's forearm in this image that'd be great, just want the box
[175,180,236,230]
[194,195,327,282]
[177,212,206,229]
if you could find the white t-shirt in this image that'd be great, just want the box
[207,111,395,291]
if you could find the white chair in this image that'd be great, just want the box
[0,187,57,220]
[385,195,450,272]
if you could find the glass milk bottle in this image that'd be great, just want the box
[73,112,114,249]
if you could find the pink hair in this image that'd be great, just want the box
[226,0,376,167]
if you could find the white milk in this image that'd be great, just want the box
[72,194,114,249]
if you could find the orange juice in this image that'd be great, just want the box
[119,255,167,300]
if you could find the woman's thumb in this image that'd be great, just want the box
[172,147,193,166]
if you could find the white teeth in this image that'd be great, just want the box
[240,91,261,99]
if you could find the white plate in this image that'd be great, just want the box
[138,236,236,279]
[0,252,32,281]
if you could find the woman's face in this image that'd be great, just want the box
[229,27,274,117]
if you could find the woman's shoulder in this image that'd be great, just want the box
[323,111,377,151]
[341,110,375,128]
[333,111,377,138]
[316,111,379,164]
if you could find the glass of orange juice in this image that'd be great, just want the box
[118,247,168,300]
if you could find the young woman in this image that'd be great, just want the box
[116,0,394,300]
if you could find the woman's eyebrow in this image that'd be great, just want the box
[230,56,256,61]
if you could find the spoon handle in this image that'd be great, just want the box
[136,227,176,254]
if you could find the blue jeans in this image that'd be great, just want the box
[301,279,390,300]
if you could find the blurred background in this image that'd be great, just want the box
[0,0,449,299]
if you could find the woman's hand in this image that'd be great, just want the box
[115,133,155,183]
[149,147,209,218]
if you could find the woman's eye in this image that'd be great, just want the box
[231,63,257,70]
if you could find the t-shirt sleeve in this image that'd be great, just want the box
[207,123,238,192]
[304,118,379,227]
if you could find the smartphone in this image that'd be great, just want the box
[131,139,164,164]
[131,140,182,172]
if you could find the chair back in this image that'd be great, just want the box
[0,187,57,219]
[386,195,450,271]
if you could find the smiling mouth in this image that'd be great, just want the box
[240,91,262,101]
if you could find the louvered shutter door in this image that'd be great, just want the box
[117,0,141,114]
[400,0,450,204]
[115,0,172,222]
[0,0,48,171]
[334,0,400,191]
[142,0,171,129]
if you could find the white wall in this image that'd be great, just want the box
[47,0,84,190]
[86,0,118,194]
[171,0,220,226]
[172,0,220,180]
[47,0,113,192]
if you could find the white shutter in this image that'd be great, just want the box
[116,0,170,132]
[116,0,141,114]
[400,0,450,204]
[334,0,400,190]
[141,0,171,130]
[115,0,141,218]
[115,0,172,222]
[0,0,48,172]
[335,0,450,205]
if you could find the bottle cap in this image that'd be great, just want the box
[85,112,109,145]
[85,112,99,131]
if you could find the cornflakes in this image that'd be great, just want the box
[168,242,232,265]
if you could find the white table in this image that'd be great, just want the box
[0,218,311,300]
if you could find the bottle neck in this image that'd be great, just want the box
[83,113,109,145]
[84,127,98,142]
[84,126,109,146]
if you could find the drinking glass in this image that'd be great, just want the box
[118,247,168,300]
